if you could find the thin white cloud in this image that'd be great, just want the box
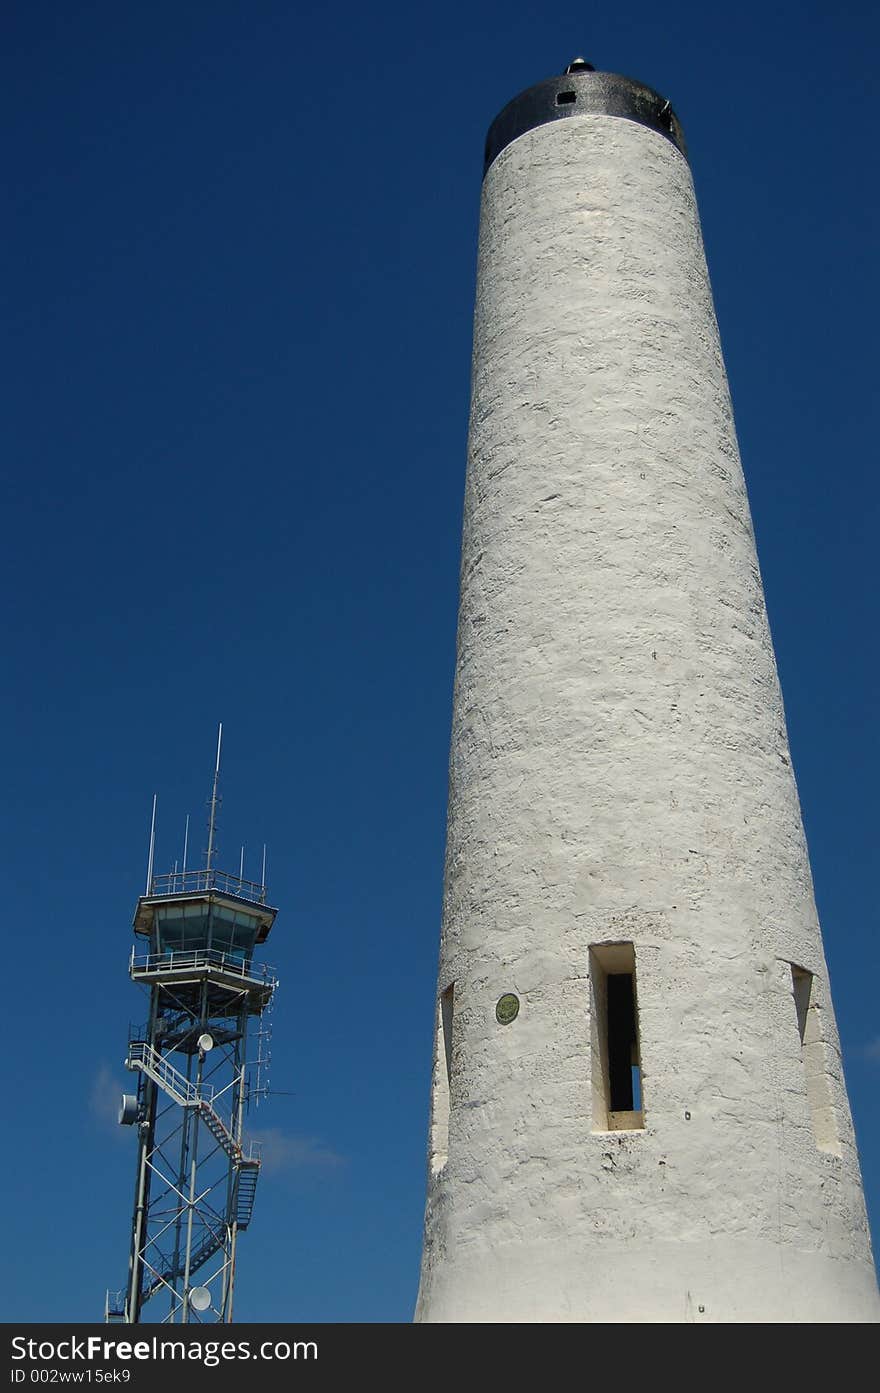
[89,1061,127,1139]
[88,1066,343,1173]
[248,1127,344,1175]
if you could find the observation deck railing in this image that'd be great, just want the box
[148,867,268,905]
[104,1289,126,1323]
[129,946,277,990]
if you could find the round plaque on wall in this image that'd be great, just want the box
[496,993,520,1025]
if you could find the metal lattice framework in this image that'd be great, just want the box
[106,865,278,1324]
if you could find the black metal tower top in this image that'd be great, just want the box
[483,59,688,176]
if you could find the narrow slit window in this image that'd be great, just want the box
[790,965,840,1156]
[590,943,644,1132]
[429,984,454,1175]
[556,90,577,105]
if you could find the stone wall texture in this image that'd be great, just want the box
[415,111,880,1323]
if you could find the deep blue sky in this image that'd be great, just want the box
[3,1,878,1322]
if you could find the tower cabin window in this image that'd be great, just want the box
[590,943,644,1132]
[153,901,260,969]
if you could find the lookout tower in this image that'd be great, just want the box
[415,61,880,1322]
[106,728,279,1323]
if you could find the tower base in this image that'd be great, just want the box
[416,1237,880,1322]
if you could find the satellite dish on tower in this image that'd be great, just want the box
[118,1095,139,1126]
[197,1033,215,1053]
[188,1286,211,1312]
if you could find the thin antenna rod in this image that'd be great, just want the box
[261,844,267,894]
[145,794,157,894]
[182,814,189,875]
[205,723,222,874]
[239,845,244,880]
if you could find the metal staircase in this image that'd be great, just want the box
[145,1228,226,1300]
[142,1175,259,1301]
[125,1041,263,1302]
[126,1040,254,1162]
[235,1161,260,1229]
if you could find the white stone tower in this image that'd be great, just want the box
[415,60,880,1323]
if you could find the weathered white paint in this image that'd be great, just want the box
[415,111,880,1323]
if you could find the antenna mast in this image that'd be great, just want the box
[145,795,157,894]
[205,723,222,873]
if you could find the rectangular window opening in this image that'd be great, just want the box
[590,943,644,1132]
[556,90,577,105]
[790,965,840,1156]
[429,983,454,1176]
